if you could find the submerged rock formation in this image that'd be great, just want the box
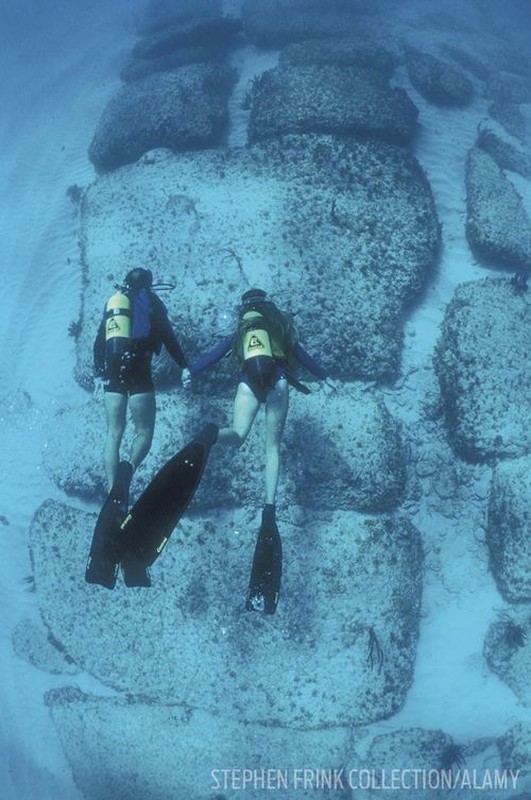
[45,685,347,800]
[484,612,531,706]
[488,100,526,140]
[242,0,370,48]
[487,457,531,603]
[465,147,531,270]
[476,127,531,180]
[435,278,531,461]
[278,38,395,74]
[247,64,417,145]
[31,500,423,727]
[405,47,474,107]
[121,14,243,82]
[77,135,439,389]
[497,724,531,781]
[89,63,237,172]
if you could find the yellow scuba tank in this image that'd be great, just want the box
[105,291,131,356]
[241,311,273,360]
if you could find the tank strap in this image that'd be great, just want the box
[106,307,131,320]
[284,370,311,395]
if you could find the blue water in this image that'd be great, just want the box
[0,4,143,798]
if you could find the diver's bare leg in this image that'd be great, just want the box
[103,391,127,489]
[128,391,156,470]
[218,381,260,446]
[264,378,289,505]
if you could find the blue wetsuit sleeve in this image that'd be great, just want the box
[292,342,327,380]
[189,336,233,376]
[152,295,188,368]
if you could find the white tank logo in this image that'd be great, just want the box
[248,334,265,351]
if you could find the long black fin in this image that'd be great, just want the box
[246,504,282,615]
[120,424,218,569]
[121,548,152,588]
[85,461,133,589]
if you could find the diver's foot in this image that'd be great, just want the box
[198,422,219,448]
[262,503,276,526]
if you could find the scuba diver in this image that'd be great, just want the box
[182,288,331,509]
[87,267,189,589]
[93,267,188,495]
[181,288,332,613]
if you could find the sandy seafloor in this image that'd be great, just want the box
[0,0,530,798]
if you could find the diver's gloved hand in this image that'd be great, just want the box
[181,368,192,389]
[322,377,339,396]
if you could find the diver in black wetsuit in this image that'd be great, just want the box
[182,288,331,508]
[93,267,188,493]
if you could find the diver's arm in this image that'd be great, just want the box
[188,336,233,377]
[292,342,328,380]
[161,325,188,369]
[153,297,188,368]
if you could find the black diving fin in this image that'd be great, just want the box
[246,504,282,615]
[85,461,133,590]
[120,423,218,571]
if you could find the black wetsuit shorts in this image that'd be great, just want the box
[241,356,285,403]
[104,348,154,395]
